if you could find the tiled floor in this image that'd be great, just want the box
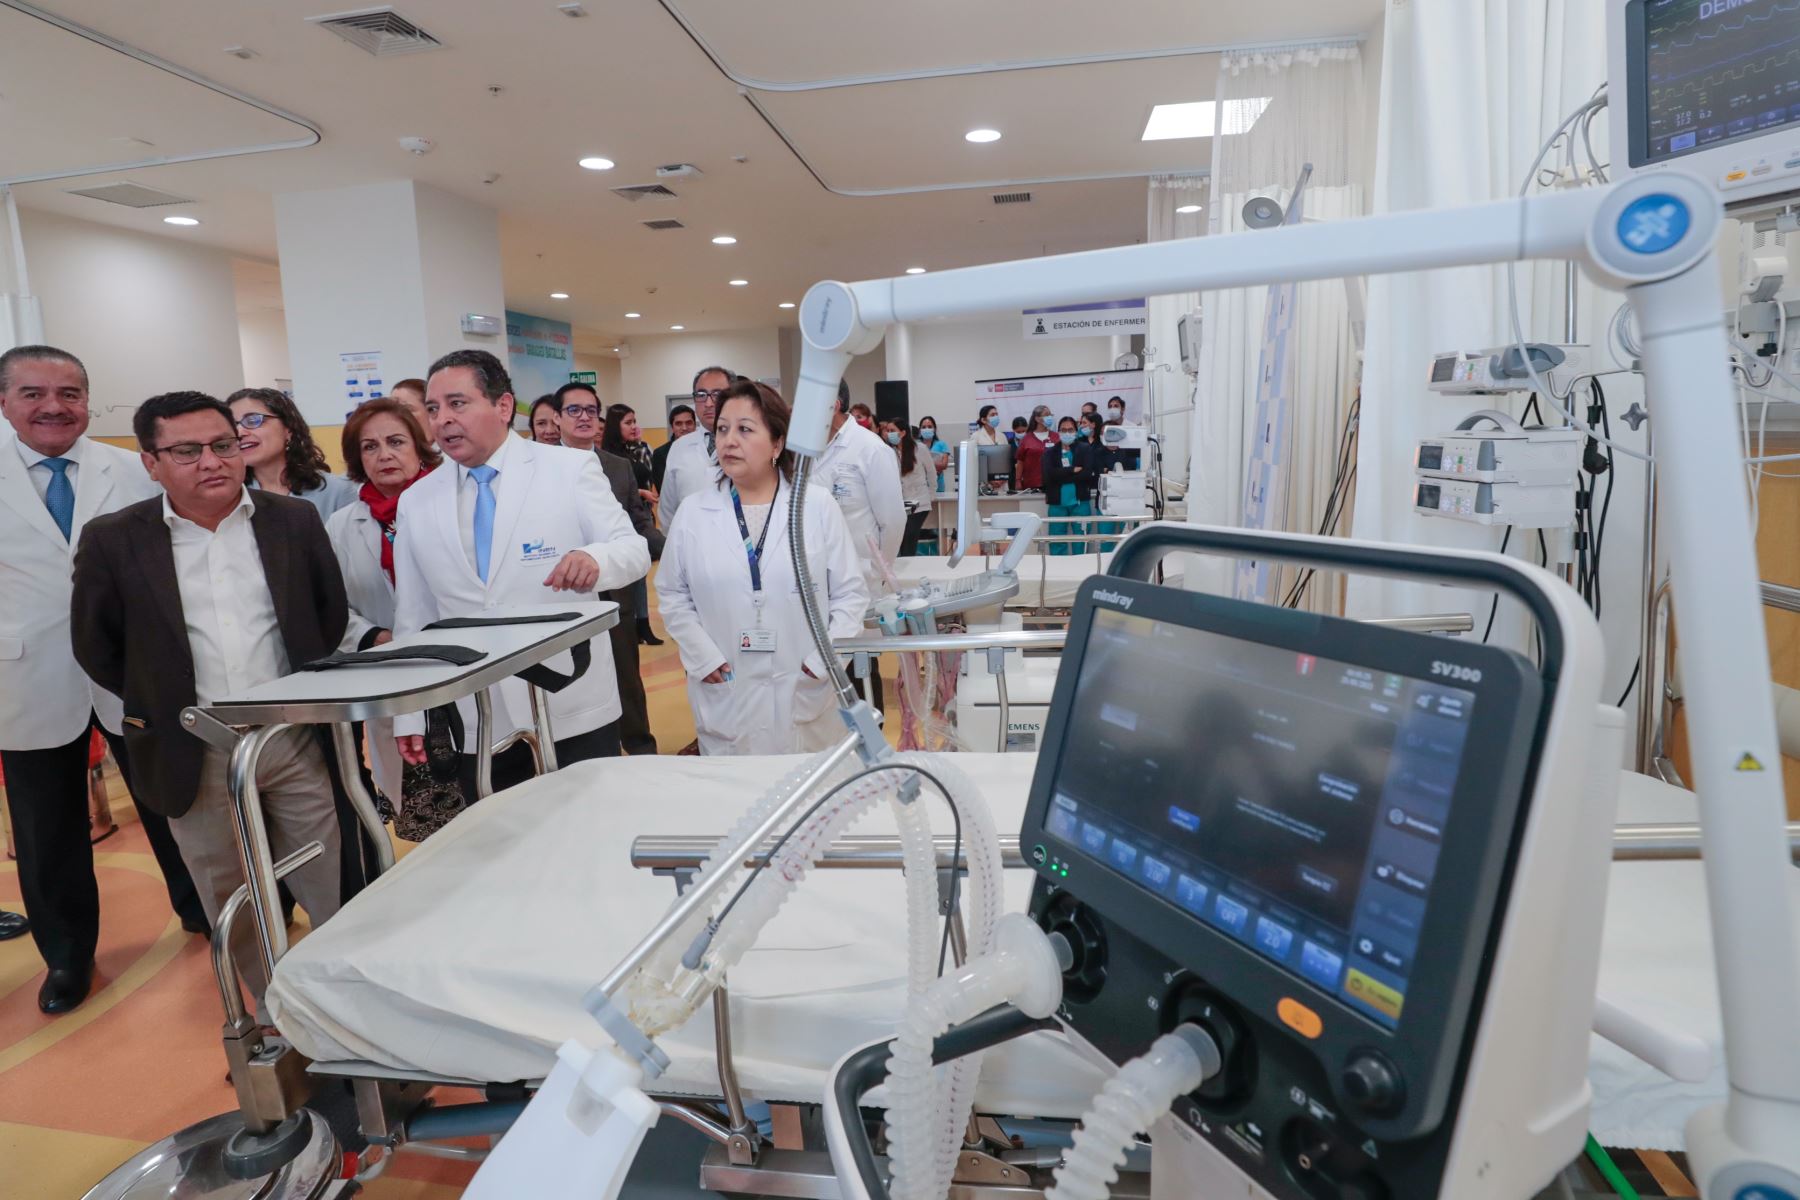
[0,609,708,1199]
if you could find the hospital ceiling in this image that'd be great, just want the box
[0,0,1382,349]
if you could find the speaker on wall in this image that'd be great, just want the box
[874,379,910,427]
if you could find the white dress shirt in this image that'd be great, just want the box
[163,489,289,705]
[455,431,521,570]
[16,435,84,506]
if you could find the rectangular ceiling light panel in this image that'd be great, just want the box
[64,183,195,208]
[1141,97,1271,141]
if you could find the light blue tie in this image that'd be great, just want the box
[470,464,498,582]
[41,457,74,542]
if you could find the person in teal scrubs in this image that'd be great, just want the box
[1041,416,1096,556]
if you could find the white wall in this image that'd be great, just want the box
[619,328,781,428]
[12,208,245,437]
[413,182,509,366]
[899,315,1116,433]
[238,307,291,390]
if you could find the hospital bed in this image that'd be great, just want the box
[264,748,1769,1166]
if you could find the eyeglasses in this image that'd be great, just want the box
[152,437,244,464]
[561,404,600,419]
[693,388,728,402]
[235,412,276,430]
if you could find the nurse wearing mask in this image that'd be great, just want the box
[917,415,951,492]
[973,404,1004,446]
[1041,416,1097,556]
[657,381,870,755]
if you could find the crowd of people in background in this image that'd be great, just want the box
[0,337,1136,1017]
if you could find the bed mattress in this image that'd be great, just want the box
[267,755,1748,1148]
[897,553,1181,610]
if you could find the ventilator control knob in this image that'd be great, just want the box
[1342,1051,1403,1117]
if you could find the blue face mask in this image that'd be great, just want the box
[884,431,902,446]
[984,414,997,427]
[1059,431,1077,446]
[919,425,935,439]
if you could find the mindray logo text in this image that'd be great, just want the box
[1091,588,1134,610]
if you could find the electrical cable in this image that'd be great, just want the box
[1283,397,1360,608]
[1617,657,1641,708]
[705,762,966,978]
[1584,1134,1643,1200]
[1481,526,1513,644]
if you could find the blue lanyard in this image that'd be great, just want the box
[729,481,779,593]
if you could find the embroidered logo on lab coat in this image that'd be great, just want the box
[520,540,558,562]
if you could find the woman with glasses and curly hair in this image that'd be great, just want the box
[226,387,358,520]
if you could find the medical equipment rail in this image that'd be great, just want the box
[180,601,616,981]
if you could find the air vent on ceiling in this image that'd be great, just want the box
[612,184,679,202]
[64,183,195,209]
[307,7,443,57]
[992,191,1033,205]
[642,219,685,230]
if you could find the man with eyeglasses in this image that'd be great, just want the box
[656,365,734,529]
[552,383,604,453]
[71,390,351,1000]
[0,346,208,1013]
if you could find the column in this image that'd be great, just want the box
[274,180,507,426]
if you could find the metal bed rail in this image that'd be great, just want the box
[633,825,1800,875]
[834,613,1476,753]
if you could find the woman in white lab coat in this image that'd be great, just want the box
[324,397,441,801]
[657,381,870,756]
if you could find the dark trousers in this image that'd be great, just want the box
[853,661,884,713]
[455,720,622,801]
[900,509,930,558]
[1,717,207,969]
[605,589,657,755]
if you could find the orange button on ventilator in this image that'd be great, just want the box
[1278,997,1324,1039]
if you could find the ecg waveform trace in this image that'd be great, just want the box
[1644,0,1800,161]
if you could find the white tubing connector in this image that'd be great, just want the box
[1045,1025,1223,1200]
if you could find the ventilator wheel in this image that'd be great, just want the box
[79,1109,339,1199]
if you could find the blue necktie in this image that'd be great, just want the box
[470,464,498,582]
[41,457,73,542]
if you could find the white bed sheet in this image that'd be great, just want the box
[269,752,1109,1118]
[897,553,1182,610]
[266,754,1749,1148]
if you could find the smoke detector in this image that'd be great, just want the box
[398,136,434,155]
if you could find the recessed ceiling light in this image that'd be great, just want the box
[728,279,749,287]
[612,346,620,352]
[711,235,737,245]
[670,324,685,331]
[549,292,569,299]
[779,302,796,309]
[624,312,641,319]
[578,156,615,170]
[1141,98,1271,142]
[1175,204,1202,214]
[965,128,1002,144]
[163,215,200,226]
[904,267,926,275]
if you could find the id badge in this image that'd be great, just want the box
[740,627,778,653]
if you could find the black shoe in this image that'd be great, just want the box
[39,964,93,1014]
[636,619,664,646]
[181,917,212,937]
[0,910,28,941]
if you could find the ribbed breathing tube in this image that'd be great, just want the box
[1043,1027,1223,1200]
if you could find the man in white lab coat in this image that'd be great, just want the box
[815,379,905,708]
[392,350,649,797]
[656,364,733,529]
[0,345,207,1013]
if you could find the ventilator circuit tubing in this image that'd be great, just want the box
[1043,1027,1223,1200]
[884,915,1064,1200]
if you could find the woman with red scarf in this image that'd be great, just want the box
[326,397,442,803]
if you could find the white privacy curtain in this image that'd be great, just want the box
[1189,45,1368,610]
[1345,2,1645,700]
[1145,175,1206,502]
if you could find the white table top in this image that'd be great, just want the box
[191,602,616,726]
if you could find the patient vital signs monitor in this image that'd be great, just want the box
[1611,0,1800,209]
[1024,576,1544,1198]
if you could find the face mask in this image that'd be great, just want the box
[1059,431,1077,446]
[919,425,935,438]
[884,431,902,446]
[1109,407,1123,419]
[984,415,997,427]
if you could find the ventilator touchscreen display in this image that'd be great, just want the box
[1636,0,1800,164]
[1042,610,1478,1029]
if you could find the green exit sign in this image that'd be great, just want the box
[569,370,598,385]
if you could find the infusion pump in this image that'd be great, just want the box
[1426,344,1590,397]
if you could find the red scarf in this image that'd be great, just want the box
[360,473,424,583]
